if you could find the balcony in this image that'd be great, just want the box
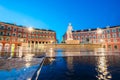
[0,26,5,30]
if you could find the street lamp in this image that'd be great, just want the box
[51,41,53,44]
[97,28,103,34]
[28,27,33,32]
[97,28,104,46]
[100,39,104,43]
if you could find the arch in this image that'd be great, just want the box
[114,45,118,49]
[32,41,34,43]
[6,37,10,41]
[108,45,111,49]
[28,41,30,43]
[36,41,38,44]
[103,45,106,48]
[0,36,3,41]
[5,43,10,51]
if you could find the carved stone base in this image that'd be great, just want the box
[65,40,80,44]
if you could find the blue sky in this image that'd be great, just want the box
[0,0,120,41]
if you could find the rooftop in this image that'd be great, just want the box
[0,21,55,32]
[72,25,120,32]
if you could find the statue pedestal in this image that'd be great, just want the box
[65,40,80,44]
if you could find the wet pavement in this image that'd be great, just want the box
[0,56,44,80]
[0,57,44,70]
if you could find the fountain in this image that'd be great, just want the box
[65,23,79,44]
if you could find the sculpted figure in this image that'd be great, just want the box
[67,23,73,40]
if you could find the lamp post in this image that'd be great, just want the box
[97,28,103,34]
[97,28,104,47]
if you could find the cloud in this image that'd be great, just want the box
[0,5,49,29]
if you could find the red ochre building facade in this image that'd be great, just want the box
[0,22,56,56]
[63,26,120,51]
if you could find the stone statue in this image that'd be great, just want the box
[66,23,73,40]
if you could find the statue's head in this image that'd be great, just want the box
[69,23,72,26]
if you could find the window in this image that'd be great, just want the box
[29,36,31,38]
[112,33,117,38]
[97,35,101,39]
[73,33,76,36]
[36,36,38,38]
[107,34,111,38]
[18,33,21,37]
[118,28,120,32]
[18,39,23,42]
[92,32,96,34]
[106,30,110,34]
[8,27,11,30]
[0,37,3,40]
[39,36,41,38]
[0,25,4,29]
[78,33,80,36]
[6,32,11,36]
[107,39,111,42]
[32,35,34,38]
[14,28,16,31]
[32,32,35,34]
[102,35,105,38]
[89,36,91,39]
[102,31,105,34]
[108,45,111,49]
[93,36,96,39]
[28,34,31,38]
[0,32,4,35]
[23,34,26,38]
[114,45,118,49]
[23,39,26,42]
[12,33,16,36]
[18,29,22,32]
[113,39,117,42]
[103,45,106,48]
[36,32,39,34]
[112,29,116,33]
[119,33,120,37]
[6,37,10,41]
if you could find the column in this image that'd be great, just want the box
[38,41,39,48]
[1,43,5,57]
[34,41,35,52]
[29,41,31,51]
[29,41,31,52]
[37,41,39,52]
